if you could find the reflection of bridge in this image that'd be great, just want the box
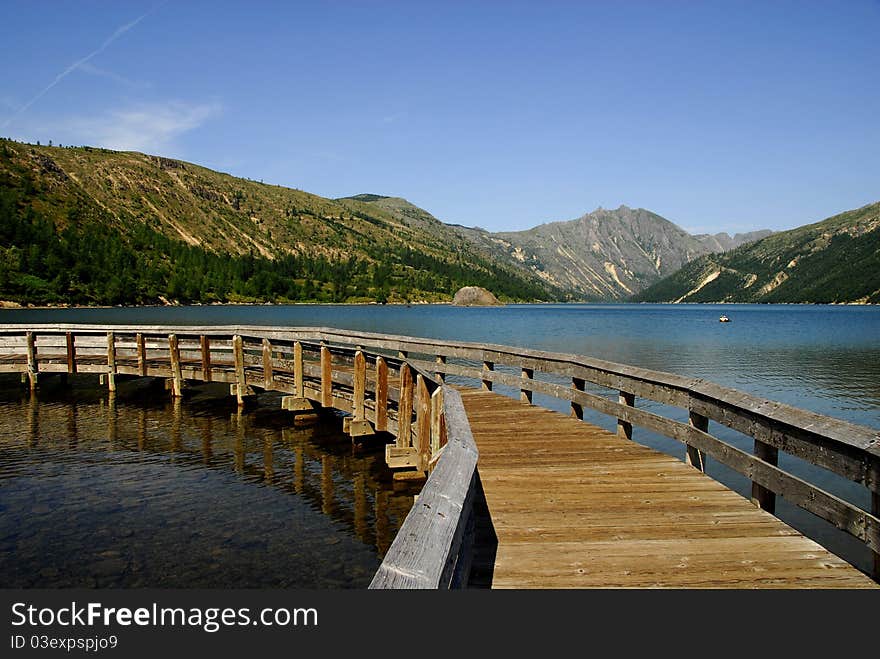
[9,389,414,558]
[1,324,878,588]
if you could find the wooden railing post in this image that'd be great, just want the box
[571,377,585,419]
[686,411,708,472]
[66,332,76,374]
[25,331,37,390]
[521,367,533,403]
[136,333,147,376]
[617,391,634,439]
[416,374,431,471]
[397,363,413,448]
[200,335,212,382]
[430,387,443,455]
[168,334,183,397]
[375,356,388,432]
[106,331,117,393]
[353,350,366,420]
[262,338,274,389]
[232,334,245,406]
[435,355,446,383]
[293,341,304,397]
[481,360,493,391]
[320,345,332,407]
[751,440,778,514]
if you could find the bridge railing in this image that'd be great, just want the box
[0,326,455,471]
[368,386,479,588]
[0,323,877,581]
[0,324,481,587]
[278,327,880,581]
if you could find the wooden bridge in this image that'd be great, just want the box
[0,323,877,588]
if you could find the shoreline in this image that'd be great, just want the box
[1,300,876,311]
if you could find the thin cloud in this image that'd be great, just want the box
[66,101,222,153]
[76,62,147,89]
[1,4,163,129]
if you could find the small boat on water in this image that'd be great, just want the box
[719,315,730,323]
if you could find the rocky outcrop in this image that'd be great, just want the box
[452,286,503,306]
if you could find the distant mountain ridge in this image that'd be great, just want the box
[442,205,772,299]
[694,230,774,253]
[632,201,880,304]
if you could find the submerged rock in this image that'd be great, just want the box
[452,286,503,307]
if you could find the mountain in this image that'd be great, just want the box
[0,139,562,305]
[694,230,774,252]
[632,201,880,304]
[449,206,769,299]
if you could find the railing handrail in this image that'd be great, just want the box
[369,387,479,589]
[1,323,875,458]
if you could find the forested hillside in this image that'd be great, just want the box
[632,202,880,304]
[0,139,561,305]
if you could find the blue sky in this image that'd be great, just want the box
[1,1,878,234]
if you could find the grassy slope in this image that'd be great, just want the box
[632,202,880,303]
[0,139,562,305]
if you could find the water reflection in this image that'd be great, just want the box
[0,375,414,588]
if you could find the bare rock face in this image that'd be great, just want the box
[452,286,503,306]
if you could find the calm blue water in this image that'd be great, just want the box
[2,302,879,577]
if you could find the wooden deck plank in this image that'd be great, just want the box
[458,388,876,589]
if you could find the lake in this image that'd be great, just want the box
[1,302,878,581]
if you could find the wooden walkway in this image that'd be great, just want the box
[459,389,877,588]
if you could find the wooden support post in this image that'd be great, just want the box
[320,345,332,407]
[397,363,413,448]
[416,375,431,471]
[686,411,708,472]
[521,367,533,404]
[348,351,374,438]
[262,338,273,389]
[617,391,634,440]
[570,377,585,419]
[106,331,117,393]
[232,334,246,406]
[430,387,443,455]
[375,356,388,432]
[25,331,38,391]
[353,351,366,419]
[434,355,446,383]
[136,333,147,376]
[751,440,778,514]
[481,361,493,391]
[66,332,76,374]
[294,341,304,398]
[200,335,212,382]
[168,334,183,397]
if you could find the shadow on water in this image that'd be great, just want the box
[0,374,416,588]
